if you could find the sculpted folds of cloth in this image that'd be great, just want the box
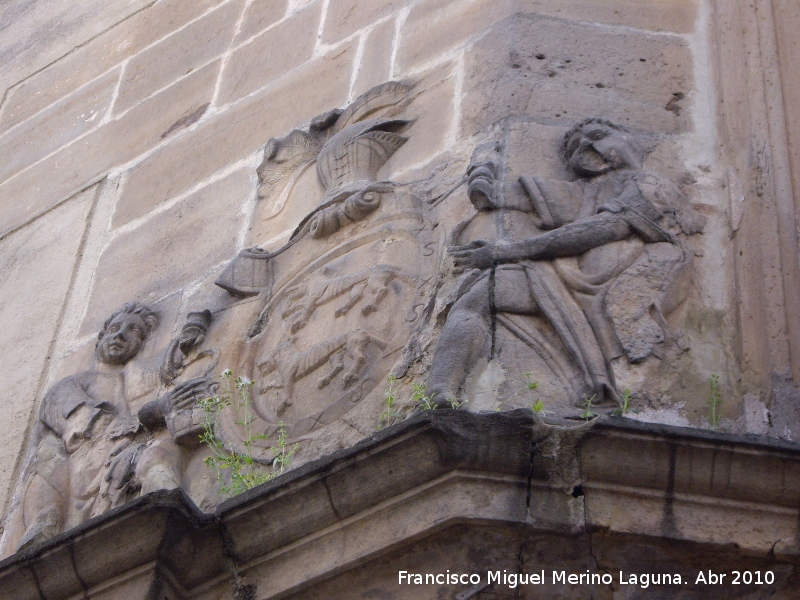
[1,305,217,553]
[427,118,705,410]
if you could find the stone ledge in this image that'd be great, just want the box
[1,411,798,598]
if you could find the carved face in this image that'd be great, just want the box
[96,314,148,365]
[564,125,642,177]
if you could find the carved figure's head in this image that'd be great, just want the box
[561,118,645,177]
[96,303,159,365]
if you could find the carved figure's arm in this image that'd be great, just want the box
[496,211,634,262]
[138,377,209,430]
[450,211,634,273]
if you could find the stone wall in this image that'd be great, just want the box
[0,0,797,563]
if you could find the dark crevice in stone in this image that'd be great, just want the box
[68,542,91,597]
[161,103,209,139]
[218,518,255,600]
[488,264,498,358]
[660,442,679,537]
[576,434,613,592]
[321,478,343,520]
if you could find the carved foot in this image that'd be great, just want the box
[276,397,292,417]
[289,317,308,334]
[342,369,360,390]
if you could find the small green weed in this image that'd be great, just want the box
[377,375,403,430]
[523,372,545,415]
[580,395,596,421]
[613,388,635,416]
[200,370,297,497]
[707,374,722,428]
[414,382,465,410]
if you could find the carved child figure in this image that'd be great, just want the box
[1,305,214,553]
[427,118,704,408]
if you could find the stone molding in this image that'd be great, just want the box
[1,411,798,598]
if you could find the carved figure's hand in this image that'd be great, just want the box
[450,240,496,274]
[104,443,143,495]
[178,328,204,354]
[164,377,209,412]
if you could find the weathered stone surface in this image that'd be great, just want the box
[117,42,355,228]
[1,413,798,597]
[396,0,697,74]
[82,169,251,337]
[0,59,219,237]
[0,190,94,525]
[246,157,322,249]
[426,118,705,414]
[0,0,226,133]
[461,14,692,137]
[321,0,402,43]
[519,0,697,34]
[216,1,322,106]
[211,86,443,463]
[381,65,457,178]
[114,0,244,114]
[234,0,289,44]
[0,0,149,102]
[0,69,118,185]
[352,18,396,97]
[396,0,516,73]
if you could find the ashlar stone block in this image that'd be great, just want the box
[113,0,245,114]
[461,14,692,137]
[217,1,323,106]
[322,0,403,43]
[234,0,290,44]
[0,0,226,134]
[397,0,697,75]
[352,18,396,97]
[117,41,356,230]
[0,190,94,520]
[0,0,150,99]
[396,0,516,74]
[0,59,220,237]
[0,68,119,185]
[81,169,251,337]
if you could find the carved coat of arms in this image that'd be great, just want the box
[214,83,441,449]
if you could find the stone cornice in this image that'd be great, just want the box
[2,411,798,598]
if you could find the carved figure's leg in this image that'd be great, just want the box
[426,274,492,407]
[335,282,367,317]
[361,273,393,316]
[276,369,296,417]
[17,432,68,551]
[137,439,182,495]
[341,332,372,389]
[318,351,345,388]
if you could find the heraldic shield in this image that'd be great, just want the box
[213,82,442,457]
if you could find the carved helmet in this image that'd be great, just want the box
[315,118,410,203]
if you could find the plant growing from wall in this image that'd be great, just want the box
[613,388,635,416]
[580,395,596,421]
[414,382,465,410]
[200,370,297,497]
[377,374,404,430]
[523,372,545,414]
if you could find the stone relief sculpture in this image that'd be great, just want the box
[213,82,442,453]
[1,304,217,552]
[0,76,710,553]
[427,118,705,409]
